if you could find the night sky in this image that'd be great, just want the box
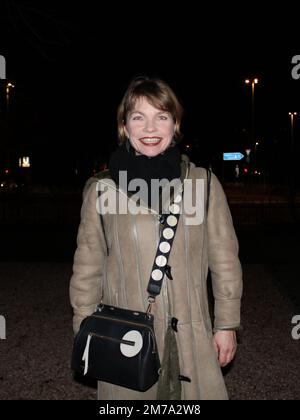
[1,2,299,184]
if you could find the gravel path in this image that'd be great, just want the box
[0,262,299,400]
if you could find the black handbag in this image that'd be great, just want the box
[71,304,160,391]
[71,185,185,392]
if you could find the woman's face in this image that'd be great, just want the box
[124,97,175,157]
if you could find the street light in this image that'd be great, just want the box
[6,82,15,112]
[254,140,260,166]
[289,112,297,150]
[245,78,259,148]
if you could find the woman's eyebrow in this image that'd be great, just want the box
[129,110,144,116]
[130,110,169,115]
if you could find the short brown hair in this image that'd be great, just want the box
[117,76,184,144]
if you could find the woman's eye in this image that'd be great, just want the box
[159,115,168,120]
[132,115,143,120]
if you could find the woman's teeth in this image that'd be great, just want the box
[140,138,161,144]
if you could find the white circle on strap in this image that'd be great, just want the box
[156,255,167,267]
[159,241,171,253]
[163,228,174,240]
[174,194,182,203]
[167,215,178,227]
[120,330,143,357]
[169,204,180,214]
[151,269,163,281]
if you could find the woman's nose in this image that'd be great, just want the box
[144,119,156,132]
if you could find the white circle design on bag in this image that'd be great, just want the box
[159,241,171,253]
[151,269,163,281]
[156,255,167,267]
[174,194,182,203]
[120,330,143,357]
[169,203,180,214]
[167,215,178,227]
[163,228,174,240]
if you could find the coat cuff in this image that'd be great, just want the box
[214,298,241,331]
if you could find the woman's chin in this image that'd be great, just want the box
[137,145,168,157]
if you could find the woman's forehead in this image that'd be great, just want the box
[130,96,168,113]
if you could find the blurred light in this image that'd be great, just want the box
[254,170,258,174]
[4,169,9,174]
[19,157,30,168]
[245,78,259,84]
[6,82,15,94]
[244,168,248,174]
[255,142,259,146]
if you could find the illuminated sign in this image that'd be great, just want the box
[223,152,244,161]
[19,157,31,168]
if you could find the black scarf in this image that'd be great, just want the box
[108,140,181,210]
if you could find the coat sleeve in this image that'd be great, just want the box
[207,173,243,331]
[69,180,107,334]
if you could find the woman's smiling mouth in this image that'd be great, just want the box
[139,137,162,146]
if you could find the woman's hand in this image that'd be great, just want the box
[213,330,237,367]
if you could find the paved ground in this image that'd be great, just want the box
[0,221,300,399]
[0,258,299,400]
[0,262,96,400]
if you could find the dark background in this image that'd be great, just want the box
[1,2,300,187]
[0,2,299,263]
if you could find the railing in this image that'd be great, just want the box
[229,201,297,227]
[0,193,82,226]
[0,192,299,227]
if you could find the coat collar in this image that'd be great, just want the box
[92,154,191,215]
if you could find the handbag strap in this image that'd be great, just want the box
[206,167,211,214]
[147,167,212,307]
[146,193,183,301]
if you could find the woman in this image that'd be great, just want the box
[70,76,243,400]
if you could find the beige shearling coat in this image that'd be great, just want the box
[69,155,243,400]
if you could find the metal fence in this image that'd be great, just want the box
[0,193,82,226]
[0,193,298,227]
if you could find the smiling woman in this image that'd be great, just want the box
[70,75,243,401]
[117,77,183,150]
[124,98,175,157]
